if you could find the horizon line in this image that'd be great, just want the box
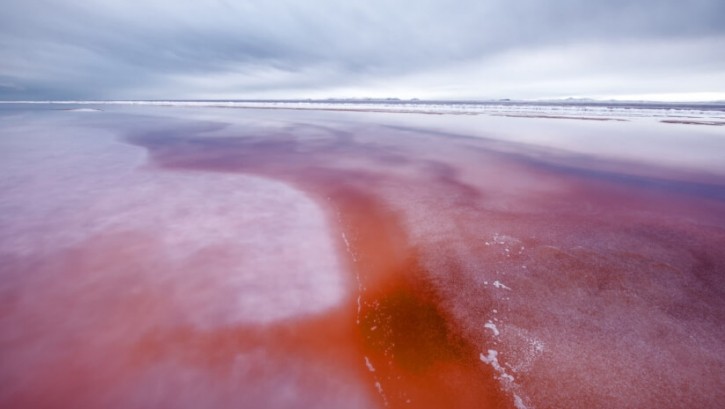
[2,98,725,105]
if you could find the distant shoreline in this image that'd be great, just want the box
[3,99,724,123]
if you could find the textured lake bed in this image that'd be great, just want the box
[1,103,724,409]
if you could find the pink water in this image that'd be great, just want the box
[1,106,724,408]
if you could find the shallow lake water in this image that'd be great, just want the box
[1,104,724,408]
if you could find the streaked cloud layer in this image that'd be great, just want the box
[1,0,724,100]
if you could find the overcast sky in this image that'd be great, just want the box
[1,0,724,101]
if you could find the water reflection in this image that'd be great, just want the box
[1,105,724,409]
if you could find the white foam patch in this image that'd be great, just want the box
[364,356,376,373]
[513,394,529,409]
[485,321,500,336]
[493,280,512,291]
[341,232,357,262]
[480,349,530,408]
[480,350,514,383]
[374,381,389,407]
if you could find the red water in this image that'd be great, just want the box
[1,110,724,408]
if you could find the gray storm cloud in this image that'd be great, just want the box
[1,0,724,100]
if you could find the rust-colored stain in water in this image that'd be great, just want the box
[125,129,513,408]
[335,189,508,408]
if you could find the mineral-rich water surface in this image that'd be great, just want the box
[1,103,724,409]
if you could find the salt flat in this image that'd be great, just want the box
[1,102,724,409]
